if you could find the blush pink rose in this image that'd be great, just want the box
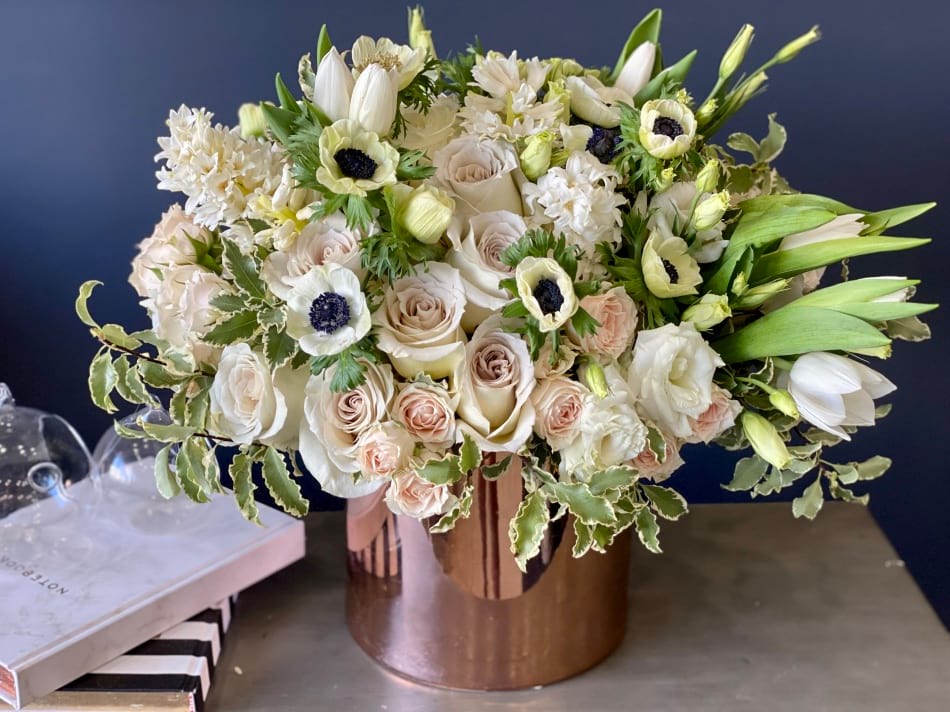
[572,286,638,359]
[531,376,586,450]
[631,436,685,482]
[385,469,454,518]
[356,422,415,480]
[393,382,458,447]
[686,385,742,444]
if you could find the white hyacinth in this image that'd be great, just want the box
[155,105,286,228]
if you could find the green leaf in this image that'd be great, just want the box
[860,202,935,235]
[553,482,617,526]
[572,518,594,558]
[790,278,919,308]
[203,311,259,346]
[641,484,688,521]
[430,484,474,534]
[792,477,824,519]
[588,466,636,496]
[154,444,180,499]
[634,507,662,553]
[230,453,261,525]
[852,456,892,482]
[416,454,463,486]
[222,238,267,300]
[261,448,308,517]
[114,420,147,440]
[634,50,697,105]
[210,293,249,313]
[185,438,219,495]
[100,323,142,350]
[275,72,300,113]
[459,434,481,474]
[723,455,769,492]
[481,453,512,480]
[570,307,600,337]
[502,300,530,319]
[88,349,118,413]
[75,280,102,328]
[185,379,212,429]
[259,307,286,328]
[315,24,332,63]
[112,355,157,406]
[508,490,550,573]
[610,8,662,80]
[265,327,297,368]
[139,420,196,443]
[829,480,869,505]
[260,102,297,145]
[174,440,211,503]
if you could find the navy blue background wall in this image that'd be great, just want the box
[1,1,948,622]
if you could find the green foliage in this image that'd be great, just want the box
[203,310,260,346]
[88,349,118,414]
[396,149,436,181]
[509,491,550,573]
[792,476,824,519]
[481,454,512,480]
[634,508,662,553]
[309,336,379,393]
[552,483,616,527]
[438,38,483,100]
[391,55,440,137]
[416,453,464,486]
[222,240,267,300]
[641,484,688,521]
[153,444,179,499]
[458,434,482,474]
[634,50,697,105]
[261,447,309,517]
[430,483,474,534]
[500,228,579,279]
[230,453,261,525]
[727,113,787,164]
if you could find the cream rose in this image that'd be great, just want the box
[455,316,535,452]
[433,135,524,215]
[631,436,685,482]
[534,340,578,379]
[209,343,288,445]
[373,262,467,379]
[385,469,454,519]
[628,322,724,439]
[686,385,742,444]
[356,422,416,480]
[570,286,638,359]
[531,376,586,450]
[298,360,395,497]
[149,264,227,351]
[130,205,210,300]
[447,210,526,332]
[393,381,458,448]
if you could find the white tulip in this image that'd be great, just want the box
[787,352,895,440]
[778,213,865,251]
[349,63,399,137]
[312,47,354,123]
[614,41,655,97]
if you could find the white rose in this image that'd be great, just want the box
[433,135,524,216]
[262,214,366,299]
[373,262,467,379]
[385,468,454,519]
[149,264,227,351]
[130,205,210,299]
[401,94,461,158]
[560,364,647,480]
[393,380,458,448]
[356,422,415,480]
[455,316,535,453]
[209,343,288,445]
[447,210,525,332]
[531,376,587,450]
[285,263,371,357]
[298,360,395,497]
[628,322,724,439]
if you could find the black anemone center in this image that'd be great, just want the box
[662,259,679,283]
[586,127,621,164]
[334,148,377,180]
[533,278,564,315]
[653,117,684,139]
[309,292,350,334]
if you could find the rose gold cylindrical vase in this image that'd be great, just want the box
[345,456,632,691]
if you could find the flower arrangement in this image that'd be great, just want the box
[78,8,935,570]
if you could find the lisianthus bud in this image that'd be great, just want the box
[741,411,791,470]
[696,98,718,124]
[775,26,821,63]
[735,72,768,105]
[520,131,554,181]
[312,46,354,123]
[238,103,267,138]
[693,191,730,230]
[720,24,754,79]
[731,279,790,309]
[695,159,722,193]
[400,184,455,244]
[583,361,609,399]
[349,64,399,137]
[682,293,731,330]
[408,6,436,57]
[769,389,799,419]
[654,166,674,192]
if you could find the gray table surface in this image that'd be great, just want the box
[206,503,950,711]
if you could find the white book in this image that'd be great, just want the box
[0,475,305,710]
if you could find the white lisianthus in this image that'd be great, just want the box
[316,119,399,197]
[614,41,656,97]
[560,364,647,481]
[386,468,455,519]
[149,264,227,352]
[298,360,395,497]
[312,47,354,123]
[130,205,210,300]
[515,257,578,332]
[373,262,467,379]
[447,210,525,332]
[397,183,455,244]
[643,182,728,263]
[564,75,629,128]
[209,343,288,445]
[531,376,587,450]
[787,352,896,440]
[356,422,415,480]
[401,94,460,158]
[261,213,366,299]
[433,136,524,216]
[629,322,725,439]
[285,263,371,357]
[638,99,697,159]
[641,216,703,298]
[348,63,399,137]
[351,36,426,90]
[460,83,563,141]
[393,380,458,448]
[455,316,536,452]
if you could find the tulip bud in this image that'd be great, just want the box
[238,103,267,139]
[408,6,436,58]
[614,41,656,97]
[584,361,609,399]
[312,47,354,123]
[775,26,821,64]
[400,185,455,244]
[520,131,554,181]
[741,411,791,470]
[693,191,730,231]
[682,293,731,331]
[720,24,754,80]
[349,64,399,137]
[695,159,721,193]
[769,389,800,419]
